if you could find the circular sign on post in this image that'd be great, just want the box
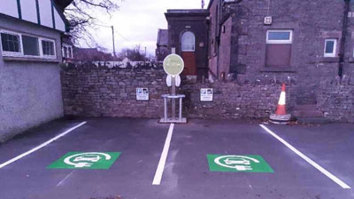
[163,54,184,76]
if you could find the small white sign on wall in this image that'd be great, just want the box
[264,16,272,25]
[200,88,213,102]
[136,88,149,101]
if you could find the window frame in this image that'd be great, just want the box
[62,44,73,59]
[266,30,293,44]
[181,31,196,52]
[0,29,57,60]
[22,34,40,57]
[0,30,23,57]
[40,38,56,59]
[324,39,337,58]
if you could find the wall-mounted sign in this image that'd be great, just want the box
[264,16,272,25]
[200,88,213,102]
[136,88,149,101]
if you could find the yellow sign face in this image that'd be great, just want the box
[163,54,184,76]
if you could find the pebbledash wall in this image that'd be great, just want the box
[61,64,354,123]
[0,16,64,142]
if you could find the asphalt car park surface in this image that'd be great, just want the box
[0,118,353,199]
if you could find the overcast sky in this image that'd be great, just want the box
[84,0,210,56]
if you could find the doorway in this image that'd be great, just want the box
[181,31,197,75]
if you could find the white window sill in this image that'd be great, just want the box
[3,56,60,63]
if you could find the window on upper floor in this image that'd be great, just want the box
[41,40,55,57]
[324,39,337,57]
[62,44,73,59]
[1,31,21,55]
[0,29,57,60]
[266,30,293,44]
[22,35,39,56]
[266,30,293,67]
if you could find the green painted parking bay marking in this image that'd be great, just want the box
[48,152,121,170]
[207,154,273,173]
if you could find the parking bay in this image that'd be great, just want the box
[0,119,353,199]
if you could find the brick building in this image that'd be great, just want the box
[208,0,354,106]
[158,0,354,118]
[164,9,209,77]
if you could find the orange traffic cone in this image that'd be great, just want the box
[269,83,291,124]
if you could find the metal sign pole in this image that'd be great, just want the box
[161,54,186,124]
[171,76,176,119]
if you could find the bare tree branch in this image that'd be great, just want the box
[64,0,120,46]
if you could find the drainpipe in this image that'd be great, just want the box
[339,0,351,78]
[216,0,222,79]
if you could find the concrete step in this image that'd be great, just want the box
[296,117,331,124]
[293,110,324,118]
[293,104,324,118]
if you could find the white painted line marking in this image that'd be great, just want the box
[56,171,74,187]
[260,124,351,189]
[152,123,175,185]
[0,121,87,169]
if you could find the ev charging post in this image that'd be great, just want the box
[160,54,187,123]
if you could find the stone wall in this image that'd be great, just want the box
[318,80,354,123]
[180,82,284,119]
[61,64,354,122]
[61,64,296,120]
[62,64,168,118]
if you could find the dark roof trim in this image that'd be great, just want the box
[16,0,22,19]
[165,9,209,18]
[52,0,71,31]
[167,9,209,14]
[35,0,41,25]
[208,0,243,10]
[51,0,56,29]
[207,0,215,9]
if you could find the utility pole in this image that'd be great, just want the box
[111,25,116,57]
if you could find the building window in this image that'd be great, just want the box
[324,39,337,57]
[62,44,73,59]
[0,29,57,59]
[1,31,21,55]
[41,40,55,56]
[266,30,293,44]
[266,30,293,67]
[181,31,195,52]
[22,35,39,56]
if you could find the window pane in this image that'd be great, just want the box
[42,40,55,56]
[181,31,195,52]
[1,33,20,52]
[63,47,68,58]
[22,35,39,56]
[68,47,72,58]
[325,41,335,54]
[268,32,291,40]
